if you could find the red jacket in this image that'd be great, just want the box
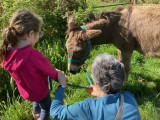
[3,45,58,101]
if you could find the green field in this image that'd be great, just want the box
[0,0,160,120]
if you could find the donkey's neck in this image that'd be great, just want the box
[83,19,113,46]
[84,19,108,30]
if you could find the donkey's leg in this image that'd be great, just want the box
[118,49,133,81]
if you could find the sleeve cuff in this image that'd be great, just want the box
[55,69,58,81]
[58,85,65,88]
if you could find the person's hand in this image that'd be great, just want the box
[56,69,69,82]
[65,75,69,82]
[57,70,68,86]
[85,85,100,97]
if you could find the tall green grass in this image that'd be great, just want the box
[0,77,32,120]
[0,1,160,120]
[1,44,160,120]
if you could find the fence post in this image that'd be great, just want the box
[133,0,137,4]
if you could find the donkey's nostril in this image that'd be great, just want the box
[70,70,77,74]
[70,68,81,74]
[78,68,81,72]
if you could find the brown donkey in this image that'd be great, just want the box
[66,5,160,80]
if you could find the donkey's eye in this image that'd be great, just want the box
[74,51,79,55]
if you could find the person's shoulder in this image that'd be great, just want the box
[30,48,41,54]
[30,49,45,58]
[121,91,135,98]
[79,98,96,105]
[76,98,97,110]
[121,91,137,104]
[28,48,48,64]
[83,97,100,106]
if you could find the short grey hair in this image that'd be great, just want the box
[91,53,125,94]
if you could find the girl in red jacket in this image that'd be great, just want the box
[0,9,68,120]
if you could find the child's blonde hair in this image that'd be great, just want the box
[0,9,43,66]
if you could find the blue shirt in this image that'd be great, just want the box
[50,87,141,120]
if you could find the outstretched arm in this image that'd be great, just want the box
[50,87,90,120]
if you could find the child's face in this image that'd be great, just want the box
[29,30,40,45]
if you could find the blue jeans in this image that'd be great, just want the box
[33,93,51,120]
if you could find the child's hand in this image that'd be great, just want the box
[57,70,68,86]
[56,69,68,82]
[85,85,100,97]
[65,75,69,82]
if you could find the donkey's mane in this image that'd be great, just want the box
[67,6,133,33]
[85,6,133,24]
[85,6,123,23]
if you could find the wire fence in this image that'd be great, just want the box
[88,0,159,3]
[87,0,159,8]
[92,2,133,8]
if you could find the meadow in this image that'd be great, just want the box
[0,0,160,120]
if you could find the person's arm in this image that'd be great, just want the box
[50,87,72,119]
[50,82,89,120]
[32,50,58,80]
[50,87,90,120]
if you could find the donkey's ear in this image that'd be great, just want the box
[67,11,75,25]
[67,11,80,34]
[82,30,102,39]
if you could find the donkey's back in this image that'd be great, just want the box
[120,5,160,57]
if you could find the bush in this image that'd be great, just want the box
[0,0,91,37]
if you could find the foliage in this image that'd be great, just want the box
[0,0,90,37]
[0,96,32,120]
[0,0,160,120]
[36,36,68,72]
[0,69,11,102]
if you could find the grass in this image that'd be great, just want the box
[0,98,32,120]
[1,44,160,120]
[0,0,160,120]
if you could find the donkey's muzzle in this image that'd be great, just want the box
[70,68,81,74]
[68,63,81,74]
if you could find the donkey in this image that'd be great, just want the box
[66,5,160,80]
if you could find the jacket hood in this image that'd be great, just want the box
[3,45,32,71]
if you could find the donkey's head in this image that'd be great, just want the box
[66,12,102,74]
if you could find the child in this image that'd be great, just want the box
[0,9,68,120]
